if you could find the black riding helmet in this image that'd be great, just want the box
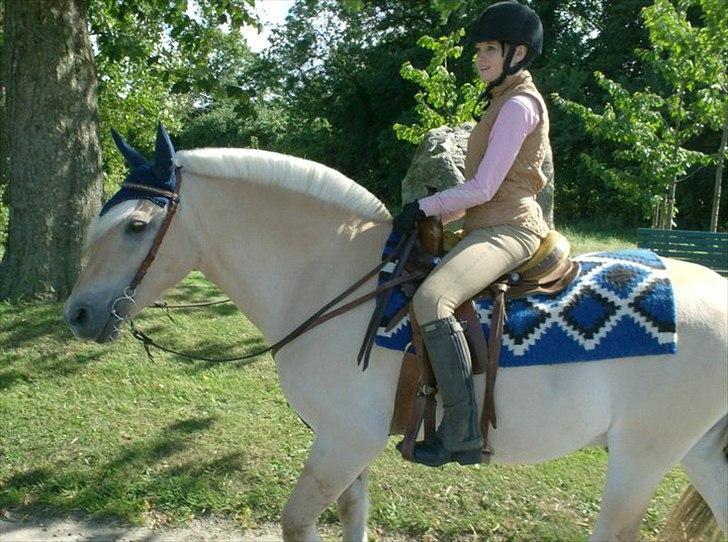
[470,1,543,89]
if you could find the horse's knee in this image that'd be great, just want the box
[338,470,369,517]
[281,506,320,542]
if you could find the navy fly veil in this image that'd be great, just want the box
[101,124,177,215]
[375,232,677,367]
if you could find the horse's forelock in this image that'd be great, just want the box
[82,200,137,256]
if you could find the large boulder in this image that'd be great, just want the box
[400,124,473,203]
[401,124,554,228]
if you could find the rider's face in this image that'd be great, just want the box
[475,41,505,83]
[475,41,527,83]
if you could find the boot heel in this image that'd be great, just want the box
[453,449,483,465]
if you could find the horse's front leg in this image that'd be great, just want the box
[337,468,369,541]
[281,431,386,542]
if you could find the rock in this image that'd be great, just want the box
[401,124,554,229]
[537,144,555,228]
[400,124,474,203]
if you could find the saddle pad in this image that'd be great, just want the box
[374,236,677,367]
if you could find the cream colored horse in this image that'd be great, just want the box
[65,146,727,541]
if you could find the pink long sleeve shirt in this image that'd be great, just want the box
[418,94,541,224]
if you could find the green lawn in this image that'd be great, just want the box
[0,223,695,540]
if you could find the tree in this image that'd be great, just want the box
[0,0,257,301]
[87,0,256,193]
[392,29,484,145]
[552,0,726,229]
[252,0,500,203]
[0,0,103,300]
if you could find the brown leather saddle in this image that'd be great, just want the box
[388,218,580,462]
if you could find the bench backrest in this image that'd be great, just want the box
[637,228,728,275]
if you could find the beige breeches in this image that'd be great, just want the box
[412,224,542,324]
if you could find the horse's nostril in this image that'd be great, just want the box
[72,307,88,327]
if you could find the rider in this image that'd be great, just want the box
[393,0,551,467]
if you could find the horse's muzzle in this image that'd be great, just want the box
[64,293,121,343]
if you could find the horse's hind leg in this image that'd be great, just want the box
[281,433,385,542]
[592,432,687,541]
[337,468,369,541]
[680,415,728,533]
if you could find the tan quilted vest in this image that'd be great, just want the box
[463,70,550,237]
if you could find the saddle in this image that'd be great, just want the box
[387,218,579,462]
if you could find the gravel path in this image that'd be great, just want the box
[0,508,417,542]
[0,509,290,541]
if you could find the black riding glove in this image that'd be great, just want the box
[392,201,425,236]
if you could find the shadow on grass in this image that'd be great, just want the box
[0,415,251,523]
[162,273,226,304]
[0,301,76,349]
[0,351,103,391]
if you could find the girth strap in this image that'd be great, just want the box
[399,308,437,461]
[482,281,508,443]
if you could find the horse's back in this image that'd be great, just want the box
[489,256,727,464]
[666,256,728,355]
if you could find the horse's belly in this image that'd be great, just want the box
[486,362,612,464]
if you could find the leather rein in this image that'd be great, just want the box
[110,168,423,363]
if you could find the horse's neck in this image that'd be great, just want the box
[186,175,390,342]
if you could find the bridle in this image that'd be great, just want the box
[109,168,182,339]
[107,167,423,365]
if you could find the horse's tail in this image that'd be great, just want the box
[662,421,728,541]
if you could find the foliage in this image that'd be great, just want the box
[392,29,484,144]
[552,0,726,227]
[86,0,258,195]
[248,0,484,204]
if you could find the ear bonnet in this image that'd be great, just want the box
[100,124,176,216]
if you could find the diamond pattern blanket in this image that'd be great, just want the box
[374,237,677,367]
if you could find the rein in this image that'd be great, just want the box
[110,171,422,363]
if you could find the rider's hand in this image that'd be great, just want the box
[392,201,425,236]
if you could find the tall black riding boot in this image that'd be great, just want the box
[412,315,482,467]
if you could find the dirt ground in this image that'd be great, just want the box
[0,508,292,542]
[0,507,417,542]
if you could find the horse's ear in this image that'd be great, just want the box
[111,129,148,169]
[152,123,175,180]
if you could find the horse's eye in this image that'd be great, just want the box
[127,220,148,233]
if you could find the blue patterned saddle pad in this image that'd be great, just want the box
[374,237,677,367]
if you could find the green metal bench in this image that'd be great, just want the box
[637,228,728,275]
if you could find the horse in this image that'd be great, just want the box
[64,127,727,541]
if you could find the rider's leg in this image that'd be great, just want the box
[409,224,540,467]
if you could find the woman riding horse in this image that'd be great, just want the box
[393,0,551,467]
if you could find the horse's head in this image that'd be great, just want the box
[64,124,192,342]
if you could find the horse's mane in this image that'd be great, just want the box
[175,148,391,222]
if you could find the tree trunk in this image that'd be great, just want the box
[0,0,102,300]
[710,106,727,232]
[665,91,684,231]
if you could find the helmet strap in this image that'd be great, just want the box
[485,42,517,94]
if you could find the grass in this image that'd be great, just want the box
[0,222,693,540]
